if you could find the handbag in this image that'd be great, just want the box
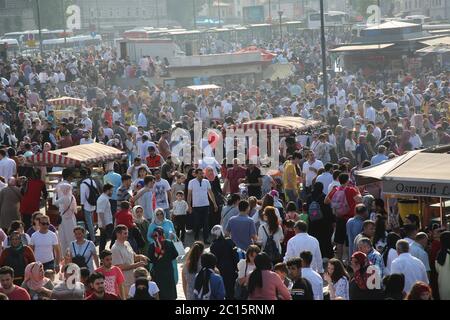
[56,197,74,225]
[172,234,185,258]
[234,262,249,300]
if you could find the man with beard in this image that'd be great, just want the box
[86,272,120,300]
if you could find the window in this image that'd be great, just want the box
[0,0,5,9]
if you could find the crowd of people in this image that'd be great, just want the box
[0,27,450,301]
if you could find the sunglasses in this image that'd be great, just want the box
[40,222,50,226]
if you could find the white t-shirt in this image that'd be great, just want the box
[30,231,59,264]
[302,160,324,187]
[188,179,211,207]
[128,281,159,298]
[154,179,171,209]
[96,193,113,227]
[0,157,17,181]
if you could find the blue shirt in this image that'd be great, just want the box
[409,241,431,272]
[367,249,385,278]
[346,215,365,256]
[371,154,388,165]
[103,171,122,200]
[225,214,257,251]
[194,271,225,300]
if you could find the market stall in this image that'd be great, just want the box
[354,148,450,228]
[230,116,322,136]
[47,96,85,120]
[181,84,222,96]
[25,143,126,225]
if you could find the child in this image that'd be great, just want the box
[274,262,293,291]
[285,201,300,222]
[44,269,56,285]
[299,203,309,225]
[171,191,188,242]
[248,196,258,218]
[128,267,159,299]
[171,174,186,200]
[114,201,145,251]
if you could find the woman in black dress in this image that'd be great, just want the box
[209,225,239,300]
[306,182,334,259]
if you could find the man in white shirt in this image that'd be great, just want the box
[373,122,383,142]
[315,163,333,194]
[153,169,172,219]
[79,131,94,145]
[390,239,428,293]
[0,149,16,181]
[187,169,218,244]
[284,221,323,274]
[408,126,422,150]
[403,225,431,274]
[302,151,324,191]
[97,184,114,253]
[364,102,376,123]
[137,107,148,128]
[80,169,98,241]
[80,112,93,132]
[222,97,232,116]
[237,105,250,123]
[382,97,398,115]
[30,215,61,273]
[327,170,341,196]
[300,251,324,300]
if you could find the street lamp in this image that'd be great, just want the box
[278,10,283,39]
[35,0,43,56]
[319,0,328,101]
[193,0,197,29]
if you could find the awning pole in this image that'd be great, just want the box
[440,197,444,228]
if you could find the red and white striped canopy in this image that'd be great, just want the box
[25,143,125,167]
[230,117,322,134]
[47,96,85,106]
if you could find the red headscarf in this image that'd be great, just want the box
[352,251,370,290]
[152,227,166,260]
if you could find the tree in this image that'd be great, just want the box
[167,0,208,28]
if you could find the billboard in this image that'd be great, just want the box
[243,5,265,24]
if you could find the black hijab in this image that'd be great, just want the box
[130,278,154,300]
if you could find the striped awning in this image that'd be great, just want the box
[47,97,85,106]
[25,143,125,167]
[230,117,322,134]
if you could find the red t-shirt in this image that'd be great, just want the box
[20,179,45,215]
[0,286,31,300]
[226,166,246,194]
[95,266,125,296]
[115,209,134,229]
[328,186,360,221]
[146,154,163,169]
[86,292,120,300]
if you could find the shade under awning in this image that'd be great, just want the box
[47,97,85,106]
[25,143,125,167]
[329,43,394,52]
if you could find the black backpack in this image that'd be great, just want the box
[83,179,100,206]
[71,242,91,268]
[262,226,282,263]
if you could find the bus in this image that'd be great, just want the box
[2,29,73,44]
[307,11,350,29]
[404,15,432,25]
[42,35,102,51]
[0,39,21,57]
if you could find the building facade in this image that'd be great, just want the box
[0,0,35,36]
[72,0,168,31]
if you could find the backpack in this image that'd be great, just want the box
[308,200,323,222]
[262,226,282,263]
[83,179,100,206]
[71,242,91,269]
[330,187,350,218]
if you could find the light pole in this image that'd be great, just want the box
[35,0,43,56]
[61,0,67,45]
[268,0,272,22]
[218,1,221,27]
[278,11,283,39]
[193,0,197,29]
[319,0,328,101]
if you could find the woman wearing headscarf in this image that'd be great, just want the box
[132,205,149,255]
[193,252,225,300]
[53,183,77,254]
[306,182,334,259]
[435,231,450,300]
[349,251,384,300]
[0,231,36,285]
[147,227,178,300]
[247,253,291,300]
[21,262,54,300]
[209,225,239,300]
[381,232,401,275]
[128,278,155,300]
